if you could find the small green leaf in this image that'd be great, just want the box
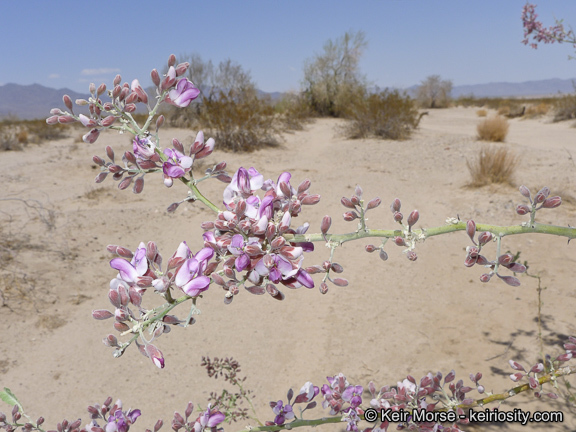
[0,387,22,409]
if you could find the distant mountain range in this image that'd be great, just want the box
[1,79,575,120]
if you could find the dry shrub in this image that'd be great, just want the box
[0,128,22,151]
[477,116,509,142]
[196,90,280,152]
[476,109,488,117]
[466,145,519,187]
[17,130,28,144]
[275,93,313,131]
[25,119,68,142]
[525,102,550,118]
[497,106,510,116]
[553,93,576,122]
[343,89,419,140]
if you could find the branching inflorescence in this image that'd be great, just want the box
[2,43,576,431]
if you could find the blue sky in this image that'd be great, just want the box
[3,1,576,94]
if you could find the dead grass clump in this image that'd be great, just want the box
[476,109,488,117]
[466,146,519,187]
[275,93,313,131]
[497,106,510,116]
[343,89,419,140]
[25,119,68,142]
[0,129,23,151]
[477,116,509,142]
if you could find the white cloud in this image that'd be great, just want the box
[81,68,121,76]
[48,73,60,79]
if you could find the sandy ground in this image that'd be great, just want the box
[1,107,576,431]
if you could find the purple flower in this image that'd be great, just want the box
[193,405,225,432]
[253,253,297,284]
[166,78,200,108]
[110,242,148,285]
[223,167,264,206]
[228,234,261,272]
[105,406,141,432]
[175,247,214,297]
[342,385,364,408]
[133,136,157,160]
[271,400,294,425]
[294,381,320,404]
[163,148,193,182]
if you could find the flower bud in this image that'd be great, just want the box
[542,196,561,208]
[100,115,116,127]
[498,253,513,265]
[119,86,130,101]
[83,128,100,144]
[466,220,476,243]
[58,115,75,124]
[195,137,215,159]
[479,273,492,283]
[50,108,64,115]
[407,210,419,228]
[477,231,493,245]
[497,274,521,286]
[175,62,190,76]
[145,344,165,368]
[321,215,331,234]
[394,236,406,247]
[343,211,358,221]
[331,263,344,273]
[75,98,89,106]
[516,204,530,215]
[112,85,122,99]
[355,185,363,198]
[156,114,165,131]
[92,309,114,320]
[97,83,106,96]
[301,194,320,205]
[379,250,388,261]
[95,172,108,183]
[125,92,138,104]
[133,176,144,194]
[365,244,377,253]
[350,195,360,206]
[366,197,381,210]
[534,187,550,204]
[319,282,328,294]
[151,69,161,87]
[406,251,417,261]
[63,94,73,110]
[341,197,355,209]
[124,103,136,113]
[297,179,311,194]
[331,278,348,287]
[46,115,59,125]
[168,54,176,67]
[391,198,401,213]
[393,211,403,223]
[89,83,96,94]
[113,74,122,86]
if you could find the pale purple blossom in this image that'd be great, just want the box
[271,400,294,425]
[193,405,225,432]
[105,406,141,432]
[133,136,157,160]
[228,234,261,272]
[223,167,264,206]
[110,242,148,285]
[342,385,363,408]
[166,78,200,108]
[294,381,320,404]
[163,148,193,179]
[175,247,214,297]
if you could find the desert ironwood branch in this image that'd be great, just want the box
[283,221,576,244]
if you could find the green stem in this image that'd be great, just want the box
[283,222,576,244]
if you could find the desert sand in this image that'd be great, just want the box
[1,107,576,431]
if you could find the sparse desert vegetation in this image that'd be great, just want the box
[477,115,509,142]
[466,145,519,187]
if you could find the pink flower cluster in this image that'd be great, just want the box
[202,167,320,302]
[521,3,575,49]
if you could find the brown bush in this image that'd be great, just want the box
[477,116,509,142]
[343,89,420,140]
[525,102,550,118]
[476,109,488,117]
[275,93,313,131]
[195,89,280,152]
[466,145,519,187]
